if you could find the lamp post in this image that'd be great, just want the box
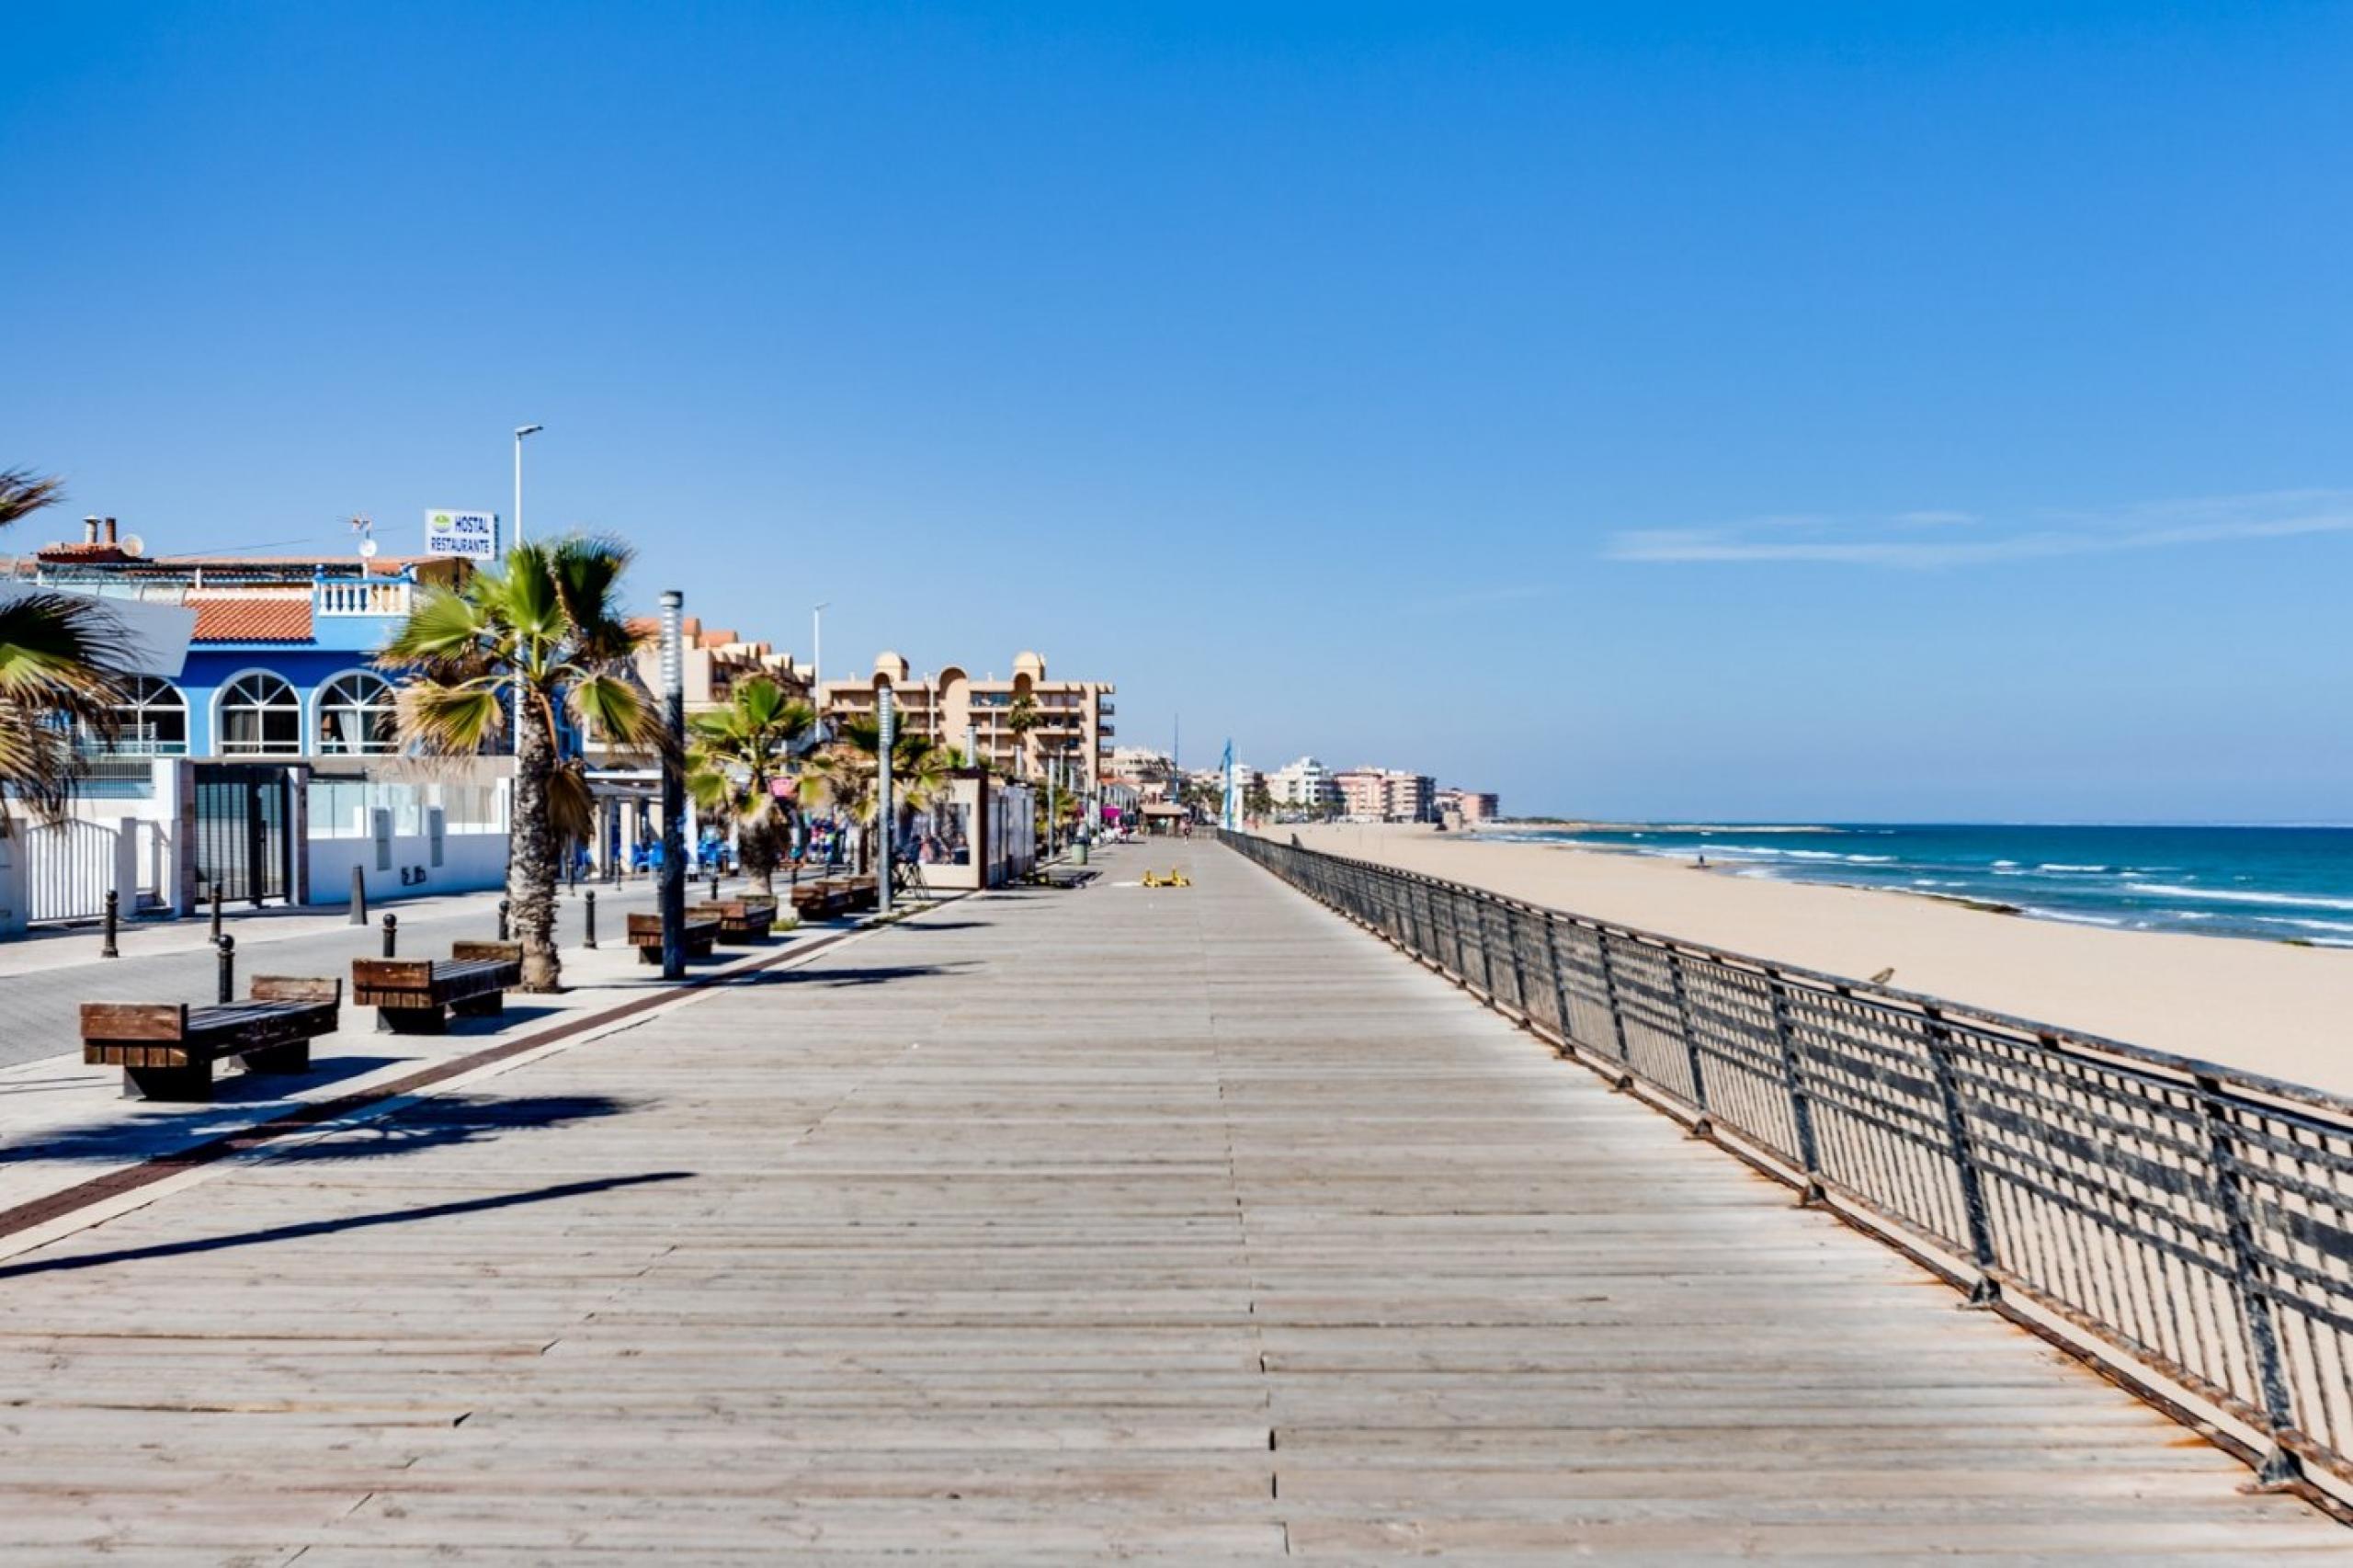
[512,425,543,547]
[811,601,828,736]
[876,682,895,917]
[658,589,687,979]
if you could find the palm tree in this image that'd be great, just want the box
[1004,692,1039,778]
[686,676,814,894]
[380,534,663,993]
[0,469,133,815]
[799,715,955,869]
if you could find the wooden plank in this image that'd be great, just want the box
[78,1002,185,1042]
[250,975,342,1006]
[353,959,434,991]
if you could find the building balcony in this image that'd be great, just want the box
[315,579,414,618]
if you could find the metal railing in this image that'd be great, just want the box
[1219,829,2353,1501]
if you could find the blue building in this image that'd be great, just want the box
[23,519,423,759]
[9,518,513,912]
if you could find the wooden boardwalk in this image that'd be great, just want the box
[0,845,2340,1562]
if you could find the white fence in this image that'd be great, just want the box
[14,817,150,925]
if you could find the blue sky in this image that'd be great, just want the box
[5,2,2348,821]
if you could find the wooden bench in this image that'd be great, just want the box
[627,911,720,964]
[833,874,879,914]
[688,898,776,944]
[82,977,343,1102]
[351,941,523,1033]
[789,880,841,919]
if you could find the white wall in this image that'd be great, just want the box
[305,830,508,907]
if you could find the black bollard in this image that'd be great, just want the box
[101,889,119,960]
[210,884,222,941]
[584,889,597,949]
[710,871,720,903]
[216,934,235,1005]
[348,864,368,926]
[382,912,397,958]
[497,898,511,942]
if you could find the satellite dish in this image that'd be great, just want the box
[358,539,380,559]
[119,533,144,558]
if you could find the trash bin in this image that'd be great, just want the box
[1073,840,1089,866]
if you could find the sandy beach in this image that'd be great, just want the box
[1279,822,2353,1098]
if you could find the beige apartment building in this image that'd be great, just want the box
[621,615,811,713]
[1435,787,1502,824]
[819,651,1115,789]
[1336,766,1437,823]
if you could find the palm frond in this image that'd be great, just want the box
[568,669,666,752]
[0,706,83,816]
[545,534,641,662]
[378,585,493,673]
[0,469,67,532]
[546,758,596,846]
[395,678,507,755]
[0,594,135,706]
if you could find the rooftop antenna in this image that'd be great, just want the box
[350,514,378,561]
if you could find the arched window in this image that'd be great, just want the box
[84,676,188,755]
[317,671,399,755]
[217,672,301,756]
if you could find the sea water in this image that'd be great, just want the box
[1470,824,2353,946]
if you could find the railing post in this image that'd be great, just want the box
[2196,1073,2304,1489]
[1764,968,1827,1204]
[1592,928,1632,1066]
[1666,949,1711,1131]
[1921,1006,2000,1307]
[1540,912,1571,1045]
[1505,903,1529,1017]
[215,934,235,1005]
[1473,893,1496,1000]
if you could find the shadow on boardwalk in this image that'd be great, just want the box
[3,1091,638,1166]
[747,962,965,989]
[0,1171,690,1280]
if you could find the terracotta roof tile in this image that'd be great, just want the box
[190,598,315,643]
[34,542,137,563]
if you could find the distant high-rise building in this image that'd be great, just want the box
[1269,756,1340,810]
[1335,767,1437,823]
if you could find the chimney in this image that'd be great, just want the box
[83,515,99,545]
[103,517,118,546]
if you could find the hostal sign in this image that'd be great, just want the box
[425,508,499,560]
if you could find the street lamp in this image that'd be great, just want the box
[512,425,544,547]
[811,602,828,733]
[876,682,894,917]
[658,589,686,980]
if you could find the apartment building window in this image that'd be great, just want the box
[85,675,188,755]
[217,672,302,755]
[317,671,400,755]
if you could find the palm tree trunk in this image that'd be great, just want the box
[508,696,562,992]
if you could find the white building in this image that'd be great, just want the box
[1268,756,1340,810]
